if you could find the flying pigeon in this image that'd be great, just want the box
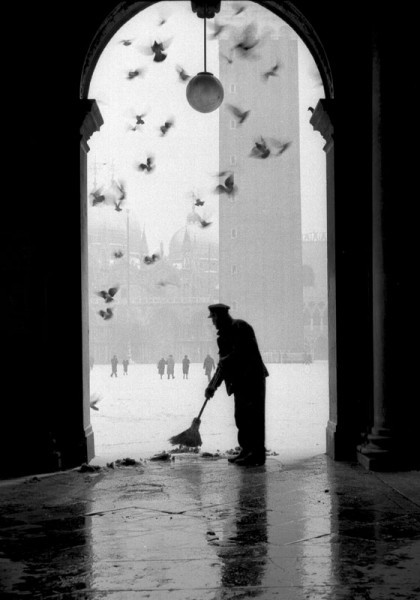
[90,188,106,206]
[250,137,271,159]
[262,61,281,80]
[215,173,237,196]
[143,253,160,265]
[226,103,250,124]
[176,65,191,82]
[137,156,155,172]
[98,308,114,320]
[96,286,119,303]
[159,118,174,136]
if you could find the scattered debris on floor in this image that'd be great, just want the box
[115,457,139,466]
[201,451,222,458]
[78,463,102,473]
[170,445,200,454]
[225,447,242,456]
[149,452,171,461]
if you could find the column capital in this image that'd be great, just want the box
[310,99,335,150]
[80,99,103,149]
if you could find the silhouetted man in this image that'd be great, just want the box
[205,304,268,466]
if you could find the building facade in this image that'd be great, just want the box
[218,16,304,358]
[302,232,328,359]
[88,208,219,364]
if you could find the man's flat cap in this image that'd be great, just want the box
[208,303,230,317]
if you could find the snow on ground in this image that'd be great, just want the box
[89,362,329,465]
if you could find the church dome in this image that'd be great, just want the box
[168,211,218,262]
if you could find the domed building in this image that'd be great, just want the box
[88,208,219,364]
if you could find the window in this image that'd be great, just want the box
[230,155,237,166]
[231,265,237,275]
[230,119,237,129]
[231,228,237,239]
[230,83,237,93]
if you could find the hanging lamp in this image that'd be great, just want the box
[186,2,224,113]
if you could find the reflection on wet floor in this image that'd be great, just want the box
[0,455,419,599]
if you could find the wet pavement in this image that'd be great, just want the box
[1,454,420,599]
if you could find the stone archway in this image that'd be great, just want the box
[79,0,337,459]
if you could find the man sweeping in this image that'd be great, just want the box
[205,304,269,467]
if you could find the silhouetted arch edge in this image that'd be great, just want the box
[79,0,334,99]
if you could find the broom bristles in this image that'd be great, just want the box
[169,417,202,447]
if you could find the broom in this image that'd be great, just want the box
[168,398,209,448]
[168,366,223,448]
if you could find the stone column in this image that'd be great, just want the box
[80,99,104,463]
[356,20,394,471]
[310,99,343,459]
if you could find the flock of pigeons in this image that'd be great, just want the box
[91,3,294,321]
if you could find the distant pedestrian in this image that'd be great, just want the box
[122,358,129,375]
[110,354,118,377]
[157,357,166,379]
[203,353,216,383]
[182,355,190,379]
[89,355,94,370]
[166,355,175,379]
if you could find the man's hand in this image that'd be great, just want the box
[205,386,215,400]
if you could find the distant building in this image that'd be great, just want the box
[88,208,219,363]
[302,232,328,359]
[218,19,304,362]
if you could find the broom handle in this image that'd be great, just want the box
[197,398,209,420]
[198,363,224,419]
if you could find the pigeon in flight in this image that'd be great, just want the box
[126,68,144,80]
[233,4,247,15]
[267,138,292,156]
[140,39,172,62]
[220,52,234,64]
[119,39,133,46]
[176,65,191,82]
[195,198,205,206]
[115,180,126,201]
[308,106,314,113]
[113,250,124,259]
[96,286,119,303]
[159,118,175,136]
[137,156,155,172]
[215,173,237,196]
[208,20,228,39]
[135,113,146,125]
[90,394,101,410]
[232,23,263,59]
[143,253,160,265]
[250,137,271,159]
[262,61,281,80]
[226,103,250,124]
[98,308,114,320]
[90,188,106,206]
[198,217,212,228]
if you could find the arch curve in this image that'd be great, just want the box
[80,0,333,99]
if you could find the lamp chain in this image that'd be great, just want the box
[204,15,207,72]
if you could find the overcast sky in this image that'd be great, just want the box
[87,0,326,252]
